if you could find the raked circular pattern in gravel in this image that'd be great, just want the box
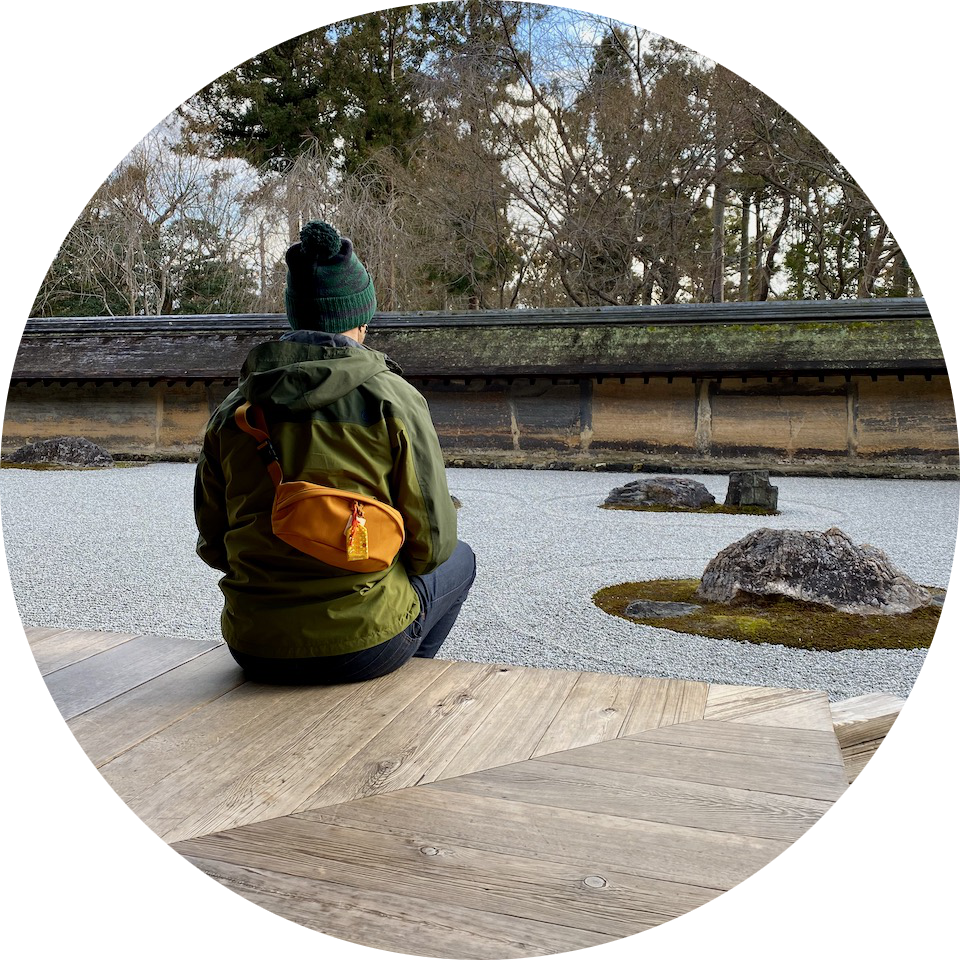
[1,463,957,700]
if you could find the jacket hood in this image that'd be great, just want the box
[238,331,395,413]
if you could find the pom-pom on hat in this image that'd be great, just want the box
[284,220,377,334]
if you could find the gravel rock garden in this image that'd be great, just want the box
[1,464,956,700]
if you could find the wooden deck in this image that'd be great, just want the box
[28,626,850,959]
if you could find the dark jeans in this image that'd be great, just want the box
[230,539,476,685]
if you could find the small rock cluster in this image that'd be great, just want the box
[857,801,960,829]
[603,476,715,510]
[6,437,115,468]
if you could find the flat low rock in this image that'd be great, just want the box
[625,599,703,618]
[696,526,931,615]
[6,436,115,468]
[604,476,716,510]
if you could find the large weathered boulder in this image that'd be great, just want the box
[6,436,114,468]
[725,470,779,511]
[696,527,930,614]
[604,476,715,510]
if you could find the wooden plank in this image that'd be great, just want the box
[0,623,71,654]
[149,659,472,843]
[436,664,581,777]
[292,661,524,812]
[627,718,846,766]
[43,633,219,720]
[530,674,710,765]
[296,786,790,891]
[0,887,316,960]
[67,645,245,766]
[620,677,710,735]
[110,658,455,843]
[7,850,708,960]
[436,756,833,842]
[27,627,138,676]
[704,684,835,731]
[174,815,711,942]
[843,733,917,783]
[540,730,848,802]
[531,672,647,758]
[830,693,904,749]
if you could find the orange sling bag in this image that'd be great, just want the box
[234,402,405,574]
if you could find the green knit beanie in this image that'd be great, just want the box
[284,221,377,333]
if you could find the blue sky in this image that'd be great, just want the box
[113,0,199,34]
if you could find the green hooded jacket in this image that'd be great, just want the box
[194,331,458,658]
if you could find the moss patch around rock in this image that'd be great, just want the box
[599,503,779,517]
[593,578,941,652]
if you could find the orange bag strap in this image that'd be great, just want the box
[234,401,283,489]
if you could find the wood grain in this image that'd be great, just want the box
[437,664,580,777]
[435,755,833,842]
[531,672,648,757]
[174,814,711,940]
[540,730,848,802]
[292,661,523,811]
[627,718,846,766]
[621,677,710,734]
[67,645,244,766]
[11,850,708,960]
[31,623,852,955]
[26,627,139,676]
[830,693,904,782]
[43,633,219,720]
[111,658,454,842]
[296,784,790,891]
[704,684,834,731]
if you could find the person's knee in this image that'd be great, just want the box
[456,539,477,588]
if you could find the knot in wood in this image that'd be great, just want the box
[582,875,607,889]
[419,846,440,857]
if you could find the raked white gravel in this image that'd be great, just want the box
[1,464,956,700]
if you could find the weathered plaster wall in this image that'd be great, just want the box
[5,374,955,474]
[590,380,698,455]
[855,377,958,458]
[3,382,229,458]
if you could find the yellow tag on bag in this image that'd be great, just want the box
[345,503,370,562]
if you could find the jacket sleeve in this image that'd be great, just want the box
[194,428,231,574]
[391,390,458,577]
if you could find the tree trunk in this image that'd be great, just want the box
[258,221,268,311]
[285,179,300,245]
[890,211,912,297]
[739,192,751,301]
[710,146,725,303]
[755,193,791,302]
[710,31,727,303]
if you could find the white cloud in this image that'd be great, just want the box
[50,0,183,117]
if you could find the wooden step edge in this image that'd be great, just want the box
[831,693,906,782]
